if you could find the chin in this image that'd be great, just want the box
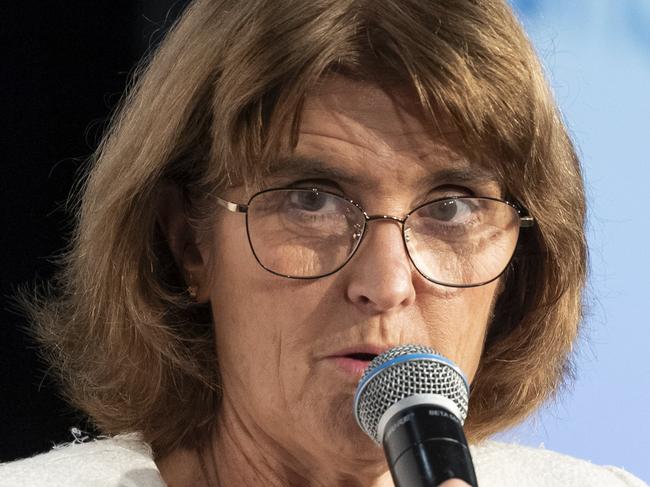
[316,392,386,467]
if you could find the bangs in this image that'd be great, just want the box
[201,0,540,199]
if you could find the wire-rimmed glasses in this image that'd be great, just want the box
[215,188,534,287]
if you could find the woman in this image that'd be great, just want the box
[1,0,644,486]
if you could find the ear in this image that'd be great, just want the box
[156,182,211,302]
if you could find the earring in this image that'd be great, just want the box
[187,284,198,299]
[186,272,199,300]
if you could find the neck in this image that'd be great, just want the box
[201,401,394,487]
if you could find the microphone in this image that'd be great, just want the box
[354,345,478,487]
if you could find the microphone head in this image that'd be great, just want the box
[353,344,470,444]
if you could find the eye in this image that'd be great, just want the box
[424,198,475,223]
[287,189,339,213]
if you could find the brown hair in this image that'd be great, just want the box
[27,0,586,456]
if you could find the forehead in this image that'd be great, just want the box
[264,76,500,193]
[300,75,448,154]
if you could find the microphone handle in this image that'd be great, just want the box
[382,404,478,487]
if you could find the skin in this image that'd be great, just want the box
[158,76,503,486]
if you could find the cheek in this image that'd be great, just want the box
[423,283,497,381]
[206,229,326,396]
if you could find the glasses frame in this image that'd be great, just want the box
[214,187,534,287]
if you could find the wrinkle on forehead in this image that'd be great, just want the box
[301,76,464,163]
[306,76,456,135]
[297,78,472,186]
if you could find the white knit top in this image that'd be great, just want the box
[0,434,645,486]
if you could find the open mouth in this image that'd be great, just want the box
[345,352,378,362]
[329,351,381,377]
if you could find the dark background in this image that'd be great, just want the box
[1,1,189,462]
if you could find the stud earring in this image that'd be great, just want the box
[186,271,199,300]
[187,284,198,299]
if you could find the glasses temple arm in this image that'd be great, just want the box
[214,195,248,213]
[519,216,534,228]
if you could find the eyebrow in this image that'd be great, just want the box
[265,155,361,185]
[428,166,500,187]
[264,155,501,189]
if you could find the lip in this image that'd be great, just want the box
[330,345,392,358]
[328,356,374,379]
[323,345,395,380]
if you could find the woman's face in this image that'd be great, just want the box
[199,76,502,473]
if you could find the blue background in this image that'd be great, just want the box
[495,1,650,482]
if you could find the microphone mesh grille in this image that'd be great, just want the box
[354,344,469,443]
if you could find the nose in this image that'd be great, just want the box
[344,218,416,313]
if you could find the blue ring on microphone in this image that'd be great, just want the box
[353,352,470,410]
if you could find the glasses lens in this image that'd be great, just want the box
[405,198,520,286]
[247,189,365,277]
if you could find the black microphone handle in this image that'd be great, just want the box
[382,403,478,487]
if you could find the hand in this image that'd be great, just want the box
[439,480,471,487]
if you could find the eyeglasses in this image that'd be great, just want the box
[215,188,534,287]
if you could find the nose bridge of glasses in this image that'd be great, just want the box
[365,214,407,224]
[358,214,410,245]
[361,214,408,239]
[349,212,414,282]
